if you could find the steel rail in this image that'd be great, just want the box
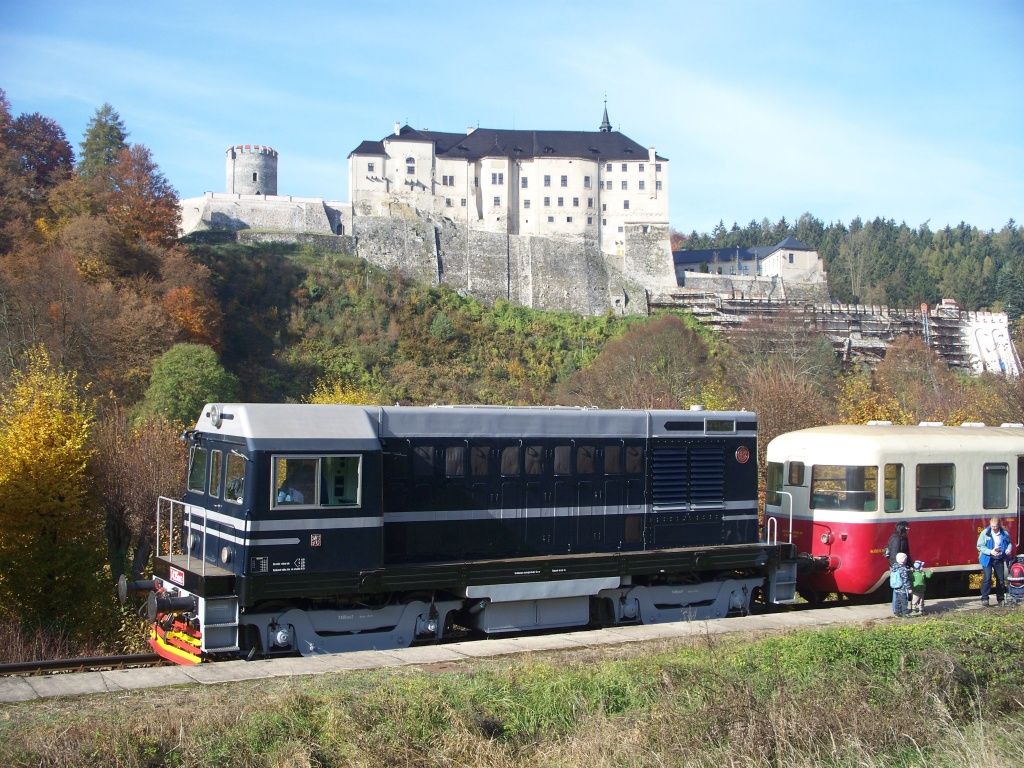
[0,653,163,676]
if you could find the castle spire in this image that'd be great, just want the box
[599,97,611,132]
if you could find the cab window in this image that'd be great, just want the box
[225,452,245,504]
[208,450,222,498]
[187,446,208,493]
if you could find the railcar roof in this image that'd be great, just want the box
[194,403,756,449]
[766,423,1024,461]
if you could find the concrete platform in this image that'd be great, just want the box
[0,596,984,704]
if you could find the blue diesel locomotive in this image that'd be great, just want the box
[132,403,797,664]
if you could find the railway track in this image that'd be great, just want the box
[0,653,163,677]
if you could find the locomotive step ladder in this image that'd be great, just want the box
[201,596,240,653]
[768,560,798,604]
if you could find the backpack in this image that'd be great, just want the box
[889,568,902,589]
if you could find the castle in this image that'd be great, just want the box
[179,106,678,315]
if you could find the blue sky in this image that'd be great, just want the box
[2,0,1022,234]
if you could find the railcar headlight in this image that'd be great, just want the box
[820,532,833,545]
[220,546,232,564]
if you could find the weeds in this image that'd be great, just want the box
[2,610,1023,767]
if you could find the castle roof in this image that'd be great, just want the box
[349,124,667,162]
[773,235,812,251]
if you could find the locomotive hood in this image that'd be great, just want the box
[194,403,381,452]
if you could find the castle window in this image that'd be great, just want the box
[587,216,593,225]
[406,157,415,175]
[605,163,611,172]
[521,177,528,188]
[252,172,258,182]
[557,197,564,207]
[639,163,645,172]
[491,172,504,185]
[621,181,628,190]
[587,197,593,208]
[547,216,554,223]
[655,180,662,190]
[368,162,375,173]
[602,203,607,211]
[655,163,662,172]
[566,216,573,223]
[442,175,455,186]
[584,176,591,188]
[461,198,466,207]
[618,226,624,232]
[638,180,645,190]
[544,175,551,187]
[524,199,531,209]
[445,198,452,207]
[621,163,627,172]
[572,197,579,207]
[474,176,479,187]
[605,180,612,190]
[602,219,607,225]
[493,196,501,207]
[788,253,794,263]
[560,175,567,187]
[544,196,550,206]
[623,200,630,209]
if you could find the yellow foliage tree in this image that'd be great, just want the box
[0,348,104,630]
[836,371,911,425]
[305,379,382,405]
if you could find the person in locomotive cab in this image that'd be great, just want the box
[890,552,911,617]
[885,521,911,567]
[977,516,1013,606]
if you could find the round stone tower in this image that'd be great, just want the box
[225,144,278,195]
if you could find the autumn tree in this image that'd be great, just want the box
[136,343,239,426]
[89,406,185,582]
[77,103,128,182]
[107,144,179,251]
[873,336,959,421]
[0,348,105,630]
[558,315,713,409]
[306,378,382,404]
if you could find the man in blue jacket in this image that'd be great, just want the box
[977,516,1014,606]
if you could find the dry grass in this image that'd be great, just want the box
[2,609,1023,767]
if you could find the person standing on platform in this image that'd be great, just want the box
[977,517,1013,606]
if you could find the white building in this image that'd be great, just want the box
[673,236,827,284]
[348,106,669,256]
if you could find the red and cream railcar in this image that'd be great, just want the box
[765,423,1024,600]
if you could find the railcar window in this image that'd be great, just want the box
[187,447,208,493]
[470,446,490,476]
[500,446,520,476]
[625,445,644,474]
[224,453,245,504]
[766,462,783,506]
[525,445,544,475]
[983,463,1009,509]
[445,446,465,478]
[604,444,623,474]
[705,419,735,433]
[384,444,408,478]
[883,464,903,512]
[209,450,223,498]
[576,445,596,474]
[554,445,572,475]
[916,463,954,511]
[321,456,360,505]
[274,457,317,505]
[810,464,877,511]
[788,461,805,486]
[413,446,435,477]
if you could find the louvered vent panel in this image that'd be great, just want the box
[652,448,688,508]
[689,445,725,503]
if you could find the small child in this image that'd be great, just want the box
[909,560,932,615]
[891,552,911,617]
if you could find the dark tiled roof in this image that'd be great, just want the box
[349,140,386,156]
[773,235,812,251]
[350,124,668,162]
[673,247,764,266]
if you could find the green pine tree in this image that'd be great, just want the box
[77,103,127,181]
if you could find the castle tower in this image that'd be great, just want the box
[599,99,611,132]
[225,144,278,195]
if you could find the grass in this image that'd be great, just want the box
[2,609,1023,767]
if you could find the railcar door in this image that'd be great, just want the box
[524,444,550,553]
[1017,456,1024,549]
